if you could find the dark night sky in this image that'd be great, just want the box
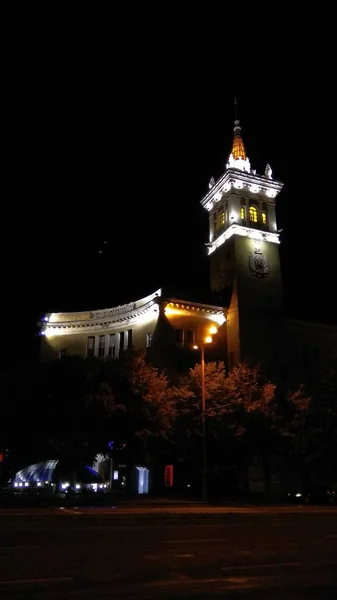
[6,7,336,356]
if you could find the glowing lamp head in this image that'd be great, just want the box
[209,326,218,335]
[193,345,198,350]
[205,336,213,344]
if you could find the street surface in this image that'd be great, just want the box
[0,505,336,598]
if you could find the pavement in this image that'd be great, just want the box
[0,506,336,598]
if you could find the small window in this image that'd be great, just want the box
[241,196,246,205]
[261,211,267,225]
[240,206,245,220]
[98,335,105,357]
[185,330,194,344]
[219,211,225,227]
[225,210,229,222]
[213,213,217,230]
[176,329,183,343]
[146,332,152,347]
[249,205,258,223]
[226,250,231,260]
[87,336,95,357]
[59,348,67,359]
[108,334,116,357]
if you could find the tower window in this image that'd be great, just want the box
[240,206,245,220]
[146,332,152,347]
[249,205,258,223]
[261,211,267,225]
[219,211,225,227]
[98,335,105,357]
[87,336,95,357]
[176,329,183,343]
[226,210,229,222]
[213,213,217,230]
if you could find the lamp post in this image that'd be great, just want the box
[193,326,217,503]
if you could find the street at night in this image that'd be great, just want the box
[0,505,336,598]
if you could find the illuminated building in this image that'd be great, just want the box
[39,115,337,371]
[40,288,227,375]
[201,116,337,366]
[200,115,284,366]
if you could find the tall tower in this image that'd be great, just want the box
[200,106,285,367]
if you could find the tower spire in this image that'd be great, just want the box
[231,97,246,161]
[226,97,250,172]
[234,96,238,121]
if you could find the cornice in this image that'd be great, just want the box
[201,168,284,212]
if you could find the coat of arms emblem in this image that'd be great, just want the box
[248,244,271,278]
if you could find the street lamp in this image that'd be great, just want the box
[193,326,218,502]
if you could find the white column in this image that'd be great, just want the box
[115,332,120,357]
[94,335,99,357]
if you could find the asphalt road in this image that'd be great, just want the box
[0,507,336,599]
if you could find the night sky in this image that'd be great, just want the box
[7,8,336,358]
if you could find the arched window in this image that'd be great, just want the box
[249,205,258,223]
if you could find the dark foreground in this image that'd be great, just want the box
[0,507,336,598]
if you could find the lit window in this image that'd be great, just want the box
[226,210,229,222]
[87,336,95,357]
[249,205,258,222]
[262,211,267,225]
[240,206,245,219]
[220,211,224,227]
[98,335,105,357]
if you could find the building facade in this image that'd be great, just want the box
[39,118,337,370]
[40,288,227,375]
[200,118,285,367]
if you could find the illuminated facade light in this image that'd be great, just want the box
[207,224,280,255]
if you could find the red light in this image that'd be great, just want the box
[164,465,173,487]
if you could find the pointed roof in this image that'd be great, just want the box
[226,99,251,173]
[231,120,247,161]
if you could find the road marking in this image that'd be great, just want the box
[0,576,74,586]
[144,576,256,588]
[221,561,302,571]
[163,537,229,544]
[0,545,41,550]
